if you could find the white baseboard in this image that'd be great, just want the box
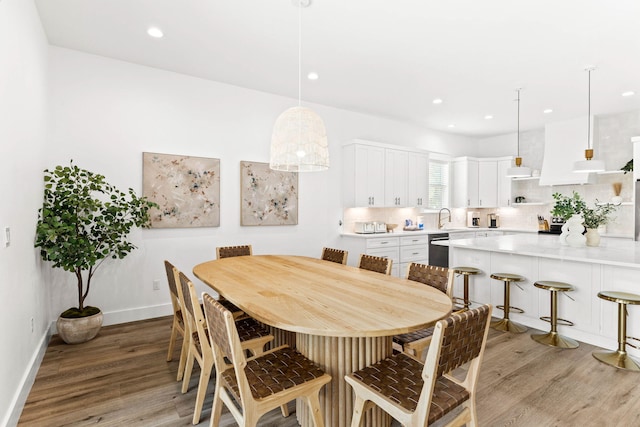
[4,323,53,427]
[7,304,173,427]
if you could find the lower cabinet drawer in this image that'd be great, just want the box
[366,247,399,264]
[366,237,400,249]
[400,246,428,263]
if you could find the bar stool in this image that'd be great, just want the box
[452,266,482,311]
[593,291,640,371]
[490,272,527,333]
[531,281,579,349]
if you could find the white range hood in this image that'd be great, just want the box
[538,116,596,186]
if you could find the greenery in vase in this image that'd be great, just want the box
[581,202,617,229]
[35,162,157,317]
[550,192,587,220]
[551,191,617,229]
[621,159,633,174]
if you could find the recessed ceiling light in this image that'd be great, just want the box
[543,109,553,114]
[484,115,493,120]
[307,72,319,80]
[622,91,635,97]
[432,98,443,104]
[147,27,164,38]
[447,124,455,128]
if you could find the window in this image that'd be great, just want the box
[428,159,450,209]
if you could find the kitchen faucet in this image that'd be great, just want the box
[438,208,451,229]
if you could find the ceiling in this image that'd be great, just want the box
[34,0,640,138]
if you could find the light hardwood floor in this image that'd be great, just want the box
[18,316,640,426]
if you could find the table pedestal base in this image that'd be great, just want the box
[296,334,392,427]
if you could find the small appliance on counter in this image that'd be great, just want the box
[467,211,481,228]
[354,222,375,234]
[373,222,387,233]
[538,216,564,235]
[488,213,499,228]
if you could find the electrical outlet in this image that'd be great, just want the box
[153,279,160,290]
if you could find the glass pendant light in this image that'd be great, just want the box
[573,67,605,173]
[270,0,329,172]
[506,88,532,178]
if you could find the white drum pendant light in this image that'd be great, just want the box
[573,67,605,173]
[270,0,329,172]
[506,88,532,178]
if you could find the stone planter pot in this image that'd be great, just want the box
[56,310,103,344]
[585,228,601,247]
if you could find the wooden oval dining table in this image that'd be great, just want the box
[193,255,452,427]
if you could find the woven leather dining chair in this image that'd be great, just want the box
[358,254,392,275]
[392,263,455,359]
[321,247,348,265]
[216,244,253,259]
[202,293,332,427]
[345,304,492,427]
[164,260,189,381]
[178,272,274,425]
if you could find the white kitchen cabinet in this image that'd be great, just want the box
[343,140,430,208]
[343,143,385,207]
[452,158,479,208]
[452,157,512,208]
[398,235,429,277]
[478,160,497,207]
[407,152,429,207]
[384,148,409,207]
[497,158,513,207]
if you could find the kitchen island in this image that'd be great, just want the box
[442,233,640,357]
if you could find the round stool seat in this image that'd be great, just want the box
[597,291,640,305]
[453,266,481,276]
[491,273,525,282]
[534,281,574,292]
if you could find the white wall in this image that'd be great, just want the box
[45,46,478,326]
[0,0,49,425]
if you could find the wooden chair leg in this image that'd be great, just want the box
[280,403,290,417]
[192,361,213,425]
[167,321,178,362]
[176,333,189,381]
[304,393,325,427]
[351,395,367,427]
[209,382,223,427]
[182,350,195,394]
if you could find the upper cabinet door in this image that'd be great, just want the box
[384,149,409,207]
[343,143,385,207]
[478,160,497,207]
[407,152,429,207]
[452,158,479,207]
[497,158,513,207]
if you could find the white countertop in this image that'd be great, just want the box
[442,233,640,269]
[341,228,537,238]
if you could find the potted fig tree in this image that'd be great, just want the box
[35,162,156,344]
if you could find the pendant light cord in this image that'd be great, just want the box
[516,88,520,156]
[587,69,591,150]
[298,2,302,108]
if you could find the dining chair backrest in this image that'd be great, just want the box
[163,260,188,367]
[358,254,393,275]
[415,304,492,423]
[216,244,253,259]
[321,247,348,265]
[178,271,211,357]
[406,262,454,298]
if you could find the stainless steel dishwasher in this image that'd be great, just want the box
[428,233,449,267]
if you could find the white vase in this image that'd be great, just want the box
[565,215,586,247]
[585,228,601,247]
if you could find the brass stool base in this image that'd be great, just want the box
[531,331,579,349]
[593,350,640,371]
[491,318,527,333]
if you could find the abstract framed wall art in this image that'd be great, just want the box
[240,161,298,226]
[143,152,220,228]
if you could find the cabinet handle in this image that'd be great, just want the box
[412,252,419,255]
[480,199,482,206]
[381,241,389,245]
[467,199,470,206]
